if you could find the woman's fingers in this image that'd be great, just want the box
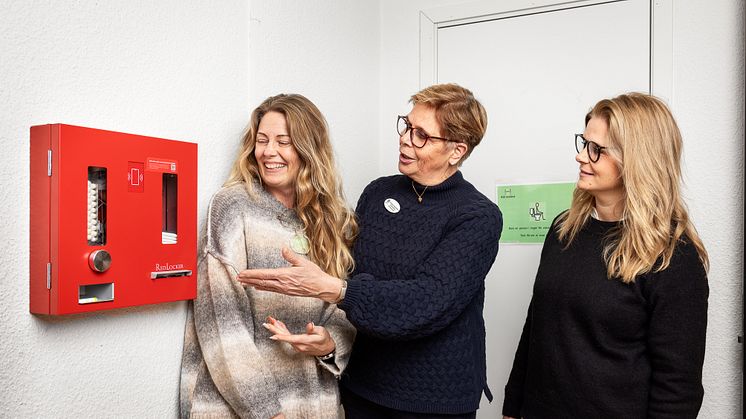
[236,268,288,287]
[235,249,341,302]
[263,322,289,335]
[236,268,312,295]
[236,248,307,287]
[263,316,292,335]
[281,246,306,266]
[268,325,334,356]
[270,332,322,345]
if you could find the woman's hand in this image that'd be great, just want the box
[263,316,336,357]
[237,247,343,303]
[271,414,285,419]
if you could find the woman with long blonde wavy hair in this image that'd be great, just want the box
[503,93,709,419]
[180,93,357,419]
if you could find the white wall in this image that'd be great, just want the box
[0,1,249,417]
[247,0,380,203]
[376,0,743,417]
[673,1,744,416]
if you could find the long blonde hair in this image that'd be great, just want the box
[225,94,358,279]
[557,93,708,283]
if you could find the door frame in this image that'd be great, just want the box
[419,0,672,101]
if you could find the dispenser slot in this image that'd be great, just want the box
[78,283,114,304]
[150,269,192,279]
[162,173,178,244]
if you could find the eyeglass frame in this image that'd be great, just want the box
[574,133,608,163]
[397,115,456,148]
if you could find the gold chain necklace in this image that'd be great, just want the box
[411,181,428,204]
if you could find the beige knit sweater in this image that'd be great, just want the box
[180,183,355,419]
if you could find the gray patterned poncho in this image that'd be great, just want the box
[180,182,355,419]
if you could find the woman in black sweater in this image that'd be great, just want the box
[502,93,709,419]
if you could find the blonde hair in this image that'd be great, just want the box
[557,92,708,283]
[225,94,358,279]
[410,83,488,163]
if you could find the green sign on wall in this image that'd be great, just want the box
[496,182,576,244]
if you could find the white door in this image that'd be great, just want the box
[423,0,656,416]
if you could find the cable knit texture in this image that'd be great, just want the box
[339,171,503,414]
[503,216,708,419]
[180,182,355,419]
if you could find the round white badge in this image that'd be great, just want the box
[383,198,400,214]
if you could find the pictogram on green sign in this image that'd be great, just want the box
[496,182,576,244]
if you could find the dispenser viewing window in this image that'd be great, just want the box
[87,167,107,245]
[162,173,177,244]
[30,124,197,315]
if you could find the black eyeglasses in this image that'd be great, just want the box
[397,115,452,148]
[575,134,608,163]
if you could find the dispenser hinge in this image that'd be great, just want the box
[47,150,52,176]
[46,263,51,289]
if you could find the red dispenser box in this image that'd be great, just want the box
[30,124,197,315]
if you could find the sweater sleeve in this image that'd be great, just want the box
[193,191,283,419]
[501,220,559,417]
[502,216,567,417]
[644,241,708,419]
[340,202,502,340]
[315,304,356,377]
[502,300,532,417]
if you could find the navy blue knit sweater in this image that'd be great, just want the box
[338,171,503,414]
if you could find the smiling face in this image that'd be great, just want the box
[398,103,466,185]
[254,111,301,206]
[576,116,624,204]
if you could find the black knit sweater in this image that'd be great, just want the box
[503,215,708,419]
[338,171,502,414]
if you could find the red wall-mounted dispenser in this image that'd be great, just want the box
[30,124,197,315]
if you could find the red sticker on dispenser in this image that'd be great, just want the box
[146,157,178,173]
